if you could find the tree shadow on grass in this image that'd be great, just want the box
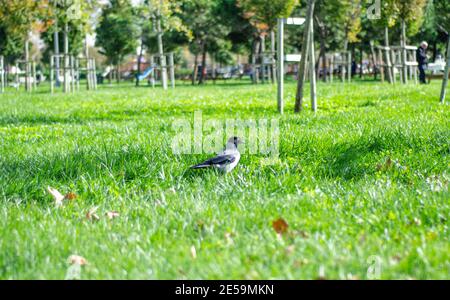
[317,138,384,180]
[0,146,221,203]
[313,129,448,180]
[0,104,276,127]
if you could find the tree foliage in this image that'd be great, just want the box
[0,0,49,60]
[238,0,299,34]
[96,0,141,65]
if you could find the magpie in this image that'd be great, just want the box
[191,137,243,173]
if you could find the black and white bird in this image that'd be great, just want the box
[191,137,243,173]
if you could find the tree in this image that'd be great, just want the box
[314,0,351,81]
[0,0,49,63]
[179,0,231,85]
[96,0,141,83]
[145,0,190,89]
[135,0,190,87]
[0,23,25,63]
[390,0,426,82]
[239,0,299,83]
[415,0,449,61]
[42,0,99,60]
[342,0,362,50]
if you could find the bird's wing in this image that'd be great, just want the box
[191,154,236,169]
[206,154,236,165]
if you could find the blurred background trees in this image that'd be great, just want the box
[0,0,447,82]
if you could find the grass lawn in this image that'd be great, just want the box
[0,79,448,279]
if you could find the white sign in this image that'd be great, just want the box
[285,54,302,62]
[285,18,306,26]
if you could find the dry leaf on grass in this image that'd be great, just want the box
[86,207,100,221]
[376,157,393,172]
[224,232,234,245]
[47,186,65,206]
[286,245,295,255]
[47,187,78,206]
[67,255,87,266]
[64,192,78,200]
[106,211,120,220]
[272,218,289,235]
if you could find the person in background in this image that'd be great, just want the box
[416,41,428,84]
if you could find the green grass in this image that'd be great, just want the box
[0,79,449,279]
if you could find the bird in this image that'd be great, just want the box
[191,137,243,173]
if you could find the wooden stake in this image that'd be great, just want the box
[277,18,284,114]
[440,37,450,104]
[271,30,277,84]
[32,62,37,91]
[156,0,167,90]
[150,55,155,88]
[309,17,317,112]
[169,53,175,89]
[401,20,408,84]
[50,56,54,94]
[347,51,352,82]
[330,55,334,83]
[0,56,4,93]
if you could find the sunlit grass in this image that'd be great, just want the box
[0,79,448,279]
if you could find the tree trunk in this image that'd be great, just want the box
[384,26,393,83]
[117,63,120,84]
[295,0,315,113]
[261,35,266,83]
[136,40,144,87]
[252,37,261,84]
[192,52,198,85]
[440,36,450,103]
[342,38,349,82]
[314,15,328,82]
[359,47,363,78]
[270,30,277,83]
[432,40,437,62]
[25,36,30,92]
[109,65,112,84]
[369,40,377,80]
[85,35,91,90]
[401,19,408,84]
[54,18,60,87]
[199,41,207,85]
[212,56,216,84]
[317,31,326,82]
[156,1,167,90]
[63,23,69,93]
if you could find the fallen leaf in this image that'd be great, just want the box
[390,254,402,265]
[47,186,65,206]
[347,274,360,280]
[67,255,87,266]
[86,207,100,221]
[224,232,234,245]
[286,245,295,255]
[376,157,393,172]
[106,211,120,219]
[317,265,327,280]
[272,218,289,235]
[293,258,309,268]
[190,246,197,259]
[64,192,77,200]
